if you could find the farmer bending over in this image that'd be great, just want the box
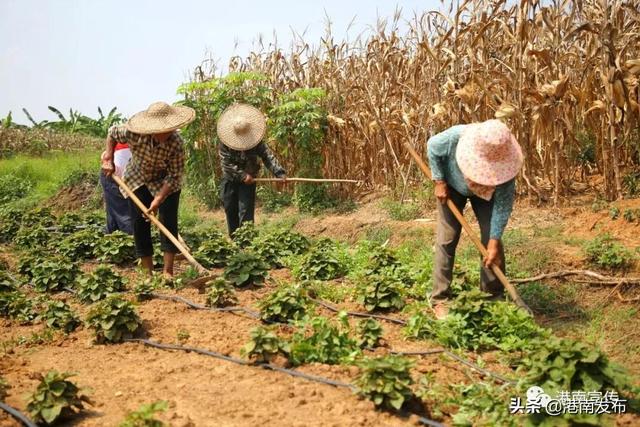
[101,101,195,277]
[216,103,286,237]
[427,119,523,319]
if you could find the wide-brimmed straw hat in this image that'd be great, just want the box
[126,101,195,134]
[456,119,523,186]
[216,104,266,151]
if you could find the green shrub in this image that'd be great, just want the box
[134,274,165,301]
[26,371,91,425]
[39,300,80,333]
[86,295,141,343]
[584,234,634,270]
[404,290,547,352]
[21,207,55,228]
[31,258,80,293]
[356,319,383,348]
[623,171,640,196]
[56,227,102,259]
[119,401,168,427]
[95,231,136,265]
[231,222,258,247]
[194,233,234,268]
[355,355,415,410]
[0,271,17,293]
[290,315,359,365]
[295,241,348,281]
[13,225,52,249]
[518,338,634,426]
[240,326,290,363]
[293,184,337,213]
[0,206,24,242]
[77,265,127,303]
[61,169,99,188]
[258,284,309,323]
[0,174,33,203]
[223,251,269,287]
[0,291,38,323]
[17,251,48,279]
[205,278,238,308]
[450,383,517,427]
[56,213,84,233]
[356,270,406,312]
[251,229,310,269]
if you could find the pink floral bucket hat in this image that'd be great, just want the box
[455,119,523,186]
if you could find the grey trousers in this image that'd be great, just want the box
[220,177,257,237]
[431,186,505,302]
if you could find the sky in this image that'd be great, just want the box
[0,0,440,125]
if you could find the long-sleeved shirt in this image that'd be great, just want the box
[426,125,515,239]
[108,125,185,196]
[219,142,286,182]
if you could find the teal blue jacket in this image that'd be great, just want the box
[426,125,515,239]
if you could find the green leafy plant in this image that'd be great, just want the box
[194,232,235,268]
[40,300,80,333]
[450,382,518,427]
[0,175,33,203]
[77,265,126,303]
[584,234,634,270]
[133,274,166,301]
[356,270,406,312]
[85,295,141,343]
[404,290,547,352]
[205,278,238,307]
[355,355,415,410]
[56,227,102,259]
[0,206,25,243]
[356,319,383,348]
[231,222,258,247]
[223,251,269,287]
[26,371,91,425]
[257,186,292,213]
[0,271,17,293]
[295,241,348,281]
[609,206,620,220]
[517,337,634,426]
[240,326,290,363]
[13,224,52,249]
[0,291,38,323]
[31,258,80,293]
[17,251,47,280]
[258,284,309,323]
[95,231,136,265]
[119,400,168,427]
[623,208,638,223]
[290,315,360,365]
[251,229,310,268]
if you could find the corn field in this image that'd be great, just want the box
[185,0,640,204]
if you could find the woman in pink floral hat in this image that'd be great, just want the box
[426,119,523,320]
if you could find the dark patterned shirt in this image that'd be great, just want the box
[108,125,185,196]
[219,142,285,182]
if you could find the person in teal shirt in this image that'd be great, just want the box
[426,119,523,319]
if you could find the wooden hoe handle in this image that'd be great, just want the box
[111,175,209,275]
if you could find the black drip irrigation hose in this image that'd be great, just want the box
[310,298,407,325]
[154,292,516,385]
[125,338,444,427]
[149,293,260,319]
[0,402,37,427]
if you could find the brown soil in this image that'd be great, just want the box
[47,182,100,212]
[2,196,640,426]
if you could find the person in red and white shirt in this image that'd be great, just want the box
[100,143,134,234]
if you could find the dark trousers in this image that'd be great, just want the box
[220,177,256,236]
[128,185,180,258]
[100,172,134,235]
[431,186,505,302]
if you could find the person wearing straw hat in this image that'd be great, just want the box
[426,119,523,320]
[216,103,286,237]
[101,101,195,277]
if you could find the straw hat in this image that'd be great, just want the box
[455,119,523,186]
[216,104,266,151]
[126,101,195,134]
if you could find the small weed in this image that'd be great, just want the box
[26,371,92,425]
[240,326,290,363]
[119,400,168,427]
[584,234,634,270]
[205,278,238,308]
